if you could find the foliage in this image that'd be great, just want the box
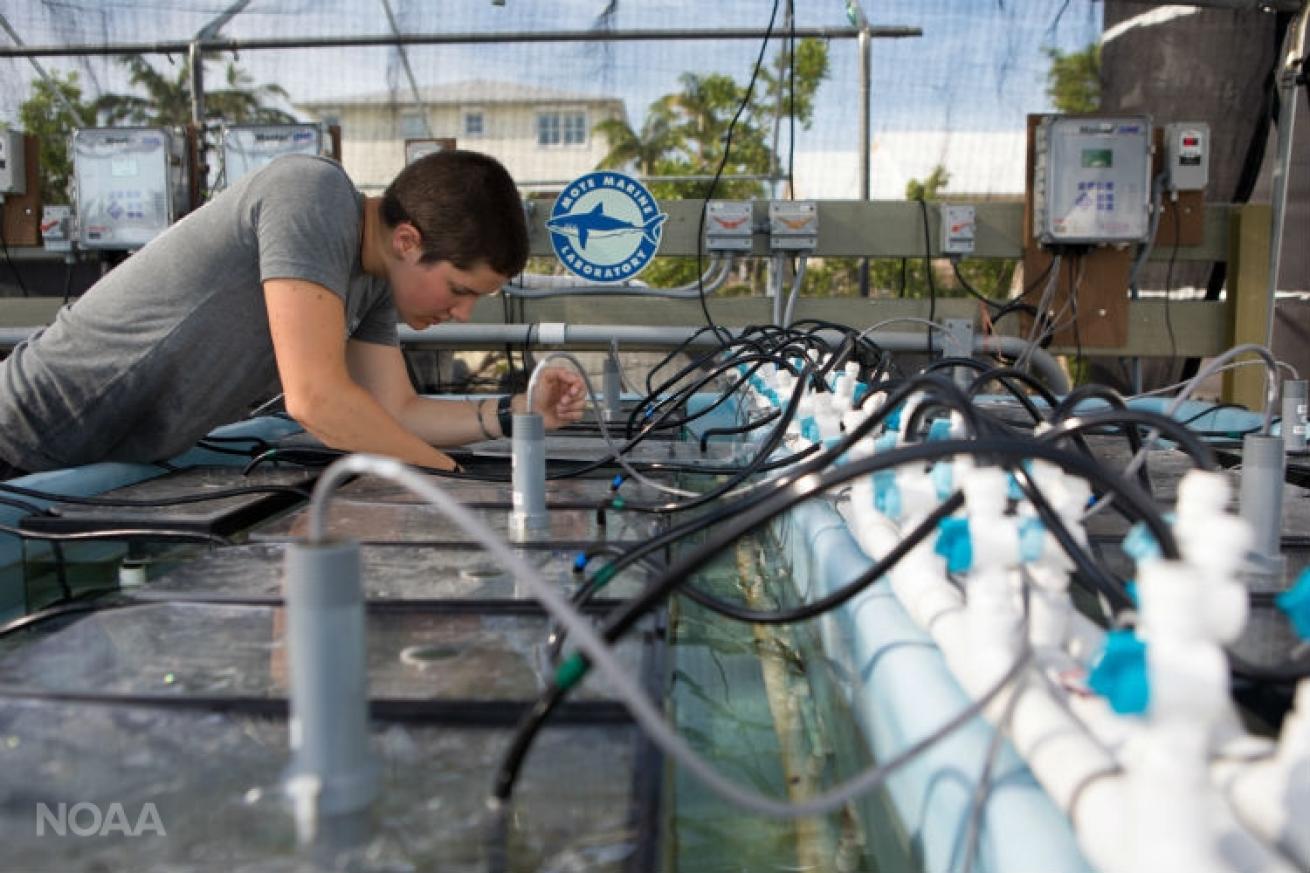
[1044,44,1101,114]
[592,39,829,289]
[95,54,295,127]
[17,70,96,203]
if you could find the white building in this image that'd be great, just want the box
[794,130,1029,200]
[295,79,627,191]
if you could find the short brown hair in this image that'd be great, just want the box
[380,149,528,277]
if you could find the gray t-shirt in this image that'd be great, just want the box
[0,155,396,471]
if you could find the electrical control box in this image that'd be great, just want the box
[72,127,189,250]
[0,128,26,196]
[404,138,456,165]
[220,123,326,188]
[1164,122,1210,193]
[1032,115,1152,246]
[768,200,818,251]
[706,201,754,252]
[40,205,74,253]
[940,204,976,255]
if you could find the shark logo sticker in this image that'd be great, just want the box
[547,171,668,283]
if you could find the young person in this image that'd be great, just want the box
[0,149,584,477]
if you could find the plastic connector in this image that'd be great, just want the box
[926,419,952,442]
[1122,520,1163,563]
[1088,629,1150,715]
[1276,568,1310,640]
[1017,517,1046,563]
[872,469,901,520]
[931,461,954,501]
[554,652,590,691]
[885,404,903,432]
[590,563,617,590]
[934,517,972,574]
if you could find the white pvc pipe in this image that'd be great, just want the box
[843,495,1296,873]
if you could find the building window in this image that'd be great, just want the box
[563,112,587,145]
[537,113,560,146]
[399,111,426,139]
[463,111,484,137]
[537,111,587,147]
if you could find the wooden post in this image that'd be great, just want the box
[1224,203,1273,408]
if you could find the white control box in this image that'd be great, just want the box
[40,205,74,252]
[1164,122,1209,192]
[1033,115,1152,246]
[404,138,454,165]
[941,204,976,255]
[72,127,187,250]
[221,123,325,188]
[0,128,26,196]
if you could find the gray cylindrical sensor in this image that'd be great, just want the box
[1282,379,1307,454]
[510,412,549,537]
[283,539,379,820]
[603,355,622,420]
[1239,434,1285,575]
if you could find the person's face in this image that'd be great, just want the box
[387,223,507,329]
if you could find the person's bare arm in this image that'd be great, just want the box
[347,339,588,440]
[345,338,495,445]
[263,278,460,470]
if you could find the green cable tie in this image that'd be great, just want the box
[611,497,626,510]
[554,653,590,691]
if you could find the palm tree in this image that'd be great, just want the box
[95,54,294,126]
[594,96,680,177]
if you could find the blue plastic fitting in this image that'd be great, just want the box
[934,517,972,574]
[931,461,954,501]
[886,404,903,432]
[873,469,902,520]
[1017,517,1046,563]
[1122,521,1163,563]
[1276,567,1310,640]
[1087,629,1149,715]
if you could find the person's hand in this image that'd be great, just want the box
[522,368,586,430]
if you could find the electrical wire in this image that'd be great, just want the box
[692,0,784,346]
[917,197,937,353]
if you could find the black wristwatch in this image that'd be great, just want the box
[497,394,514,439]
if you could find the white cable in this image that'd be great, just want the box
[779,256,810,328]
[1126,358,1300,399]
[1081,342,1281,521]
[306,453,1032,818]
[1017,254,1064,372]
[856,316,953,341]
[526,351,751,499]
